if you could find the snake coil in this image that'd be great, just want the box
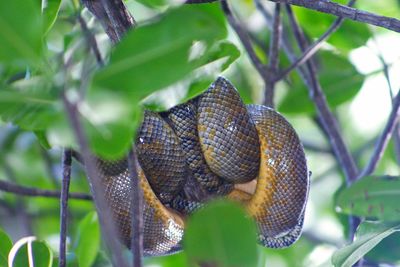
[96,77,309,256]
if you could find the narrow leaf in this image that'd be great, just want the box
[75,212,100,267]
[332,221,400,267]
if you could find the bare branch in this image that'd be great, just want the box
[62,94,128,267]
[59,149,72,267]
[359,90,400,178]
[127,148,143,267]
[0,180,92,200]
[276,0,356,81]
[268,0,400,33]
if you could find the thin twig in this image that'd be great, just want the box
[59,149,72,267]
[221,0,266,78]
[77,14,104,66]
[359,90,400,178]
[127,148,143,267]
[275,0,356,81]
[268,0,400,33]
[264,3,282,107]
[62,94,128,267]
[0,180,92,200]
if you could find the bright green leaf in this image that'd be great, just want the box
[92,3,227,100]
[9,237,53,267]
[336,175,400,221]
[0,0,43,66]
[332,221,400,267]
[278,50,364,114]
[42,0,62,35]
[184,200,258,267]
[75,212,100,267]
[0,228,12,267]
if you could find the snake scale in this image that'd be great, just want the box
[96,77,309,256]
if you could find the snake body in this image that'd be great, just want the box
[96,77,309,256]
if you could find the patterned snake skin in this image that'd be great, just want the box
[96,77,309,256]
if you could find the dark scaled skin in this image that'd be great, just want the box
[197,77,261,183]
[95,77,309,256]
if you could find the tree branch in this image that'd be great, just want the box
[268,0,400,33]
[275,0,356,81]
[82,0,135,43]
[0,180,92,200]
[359,89,400,178]
[127,148,143,267]
[62,94,128,267]
[59,149,72,267]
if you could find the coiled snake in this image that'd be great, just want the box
[96,77,309,256]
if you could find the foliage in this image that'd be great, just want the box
[0,0,399,266]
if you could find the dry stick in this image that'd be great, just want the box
[59,149,72,267]
[285,5,360,237]
[127,148,143,267]
[62,94,128,267]
[275,0,356,82]
[264,3,282,107]
[221,0,266,79]
[268,0,400,33]
[0,180,92,200]
[359,90,400,178]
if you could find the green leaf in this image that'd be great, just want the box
[336,175,400,221]
[197,41,241,72]
[0,0,43,66]
[42,0,62,35]
[9,237,53,267]
[184,200,258,267]
[75,212,100,267]
[144,252,188,267]
[0,228,12,267]
[332,221,400,267]
[278,50,364,114]
[0,86,62,131]
[92,3,227,101]
[364,231,400,264]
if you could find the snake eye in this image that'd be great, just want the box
[197,77,260,183]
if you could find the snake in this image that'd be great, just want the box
[95,77,309,256]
